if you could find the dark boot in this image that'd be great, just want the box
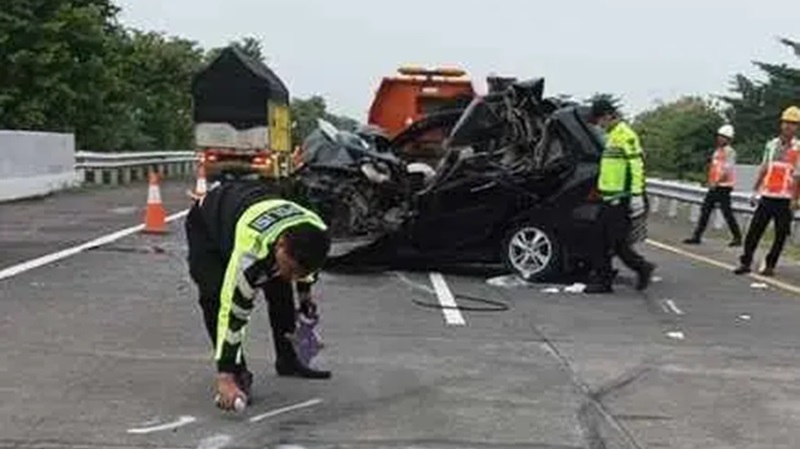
[636,262,656,291]
[276,359,332,379]
[760,266,776,277]
[733,265,751,275]
[683,237,701,245]
[585,283,613,294]
[274,335,332,379]
[728,237,742,247]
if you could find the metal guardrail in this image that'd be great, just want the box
[646,177,800,244]
[75,151,197,185]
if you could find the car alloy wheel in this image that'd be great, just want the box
[506,225,555,280]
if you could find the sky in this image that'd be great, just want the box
[115,0,800,121]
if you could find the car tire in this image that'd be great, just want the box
[501,223,562,282]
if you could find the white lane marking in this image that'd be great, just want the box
[652,276,663,283]
[751,282,769,290]
[127,415,196,434]
[666,331,685,341]
[429,272,466,326]
[541,287,561,294]
[647,239,800,297]
[197,434,232,449]
[739,314,752,321]
[248,398,323,423]
[663,299,684,315]
[0,209,189,281]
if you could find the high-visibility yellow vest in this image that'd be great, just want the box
[215,199,327,364]
[598,121,645,201]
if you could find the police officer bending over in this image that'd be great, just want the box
[587,98,656,294]
[185,181,332,411]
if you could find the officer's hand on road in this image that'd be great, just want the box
[215,373,246,412]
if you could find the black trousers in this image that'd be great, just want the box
[184,205,298,373]
[740,197,793,269]
[592,201,649,283]
[691,186,741,241]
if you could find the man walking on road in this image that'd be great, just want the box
[184,181,332,411]
[733,106,800,276]
[683,125,742,246]
[586,98,656,294]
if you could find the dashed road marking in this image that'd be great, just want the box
[127,415,196,434]
[196,434,232,449]
[665,330,685,341]
[429,272,466,326]
[646,239,800,296]
[249,398,323,423]
[662,299,684,315]
[0,209,189,281]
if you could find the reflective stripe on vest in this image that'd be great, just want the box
[708,148,734,187]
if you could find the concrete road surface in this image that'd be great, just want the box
[4,186,800,448]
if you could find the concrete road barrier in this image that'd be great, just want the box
[0,131,78,202]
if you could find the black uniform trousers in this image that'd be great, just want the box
[691,186,742,241]
[592,200,649,284]
[740,197,793,269]
[184,205,298,374]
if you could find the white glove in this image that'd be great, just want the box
[629,195,646,218]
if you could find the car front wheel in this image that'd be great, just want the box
[502,224,561,282]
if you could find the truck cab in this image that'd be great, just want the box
[367,67,476,164]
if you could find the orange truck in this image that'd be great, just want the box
[367,67,477,162]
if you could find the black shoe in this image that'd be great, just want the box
[585,283,613,294]
[728,239,742,247]
[683,237,701,245]
[636,263,656,291]
[235,370,254,404]
[733,265,751,275]
[276,361,332,379]
[760,266,776,277]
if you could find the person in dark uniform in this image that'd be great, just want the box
[184,181,332,411]
[586,98,656,294]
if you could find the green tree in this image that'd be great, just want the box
[722,37,800,162]
[0,0,133,149]
[633,97,724,181]
[119,30,203,150]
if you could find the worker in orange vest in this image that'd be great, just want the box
[684,124,742,246]
[733,106,800,276]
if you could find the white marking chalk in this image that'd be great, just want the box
[127,415,196,434]
[249,398,323,423]
[0,209,189,281]
[429,272,466,326]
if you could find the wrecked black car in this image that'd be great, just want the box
[289,79,643,281]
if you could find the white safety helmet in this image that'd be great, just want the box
[717,124,735,139]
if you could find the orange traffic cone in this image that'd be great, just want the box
[187,163,208,201]
[143,171,168,234]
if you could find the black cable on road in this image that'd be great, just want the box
[411,293,510,312]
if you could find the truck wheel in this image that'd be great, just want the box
[502,223,561,282]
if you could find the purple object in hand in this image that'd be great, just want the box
[289,301,324,368]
